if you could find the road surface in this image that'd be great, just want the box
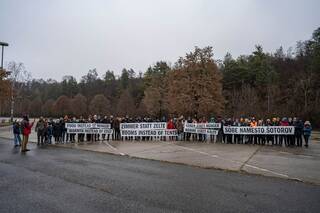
[0,138,319,213]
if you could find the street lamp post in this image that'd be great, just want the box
[0,42,9,69]
[0,42,10,121]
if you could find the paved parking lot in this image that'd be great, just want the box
[1,126,320,184]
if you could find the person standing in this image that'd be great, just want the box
[62,116,68,143]
[279,117,289,146]
[13,120,22,147]
[176,116,184,141]
[35,116,46,145]
[295,119,304,147]
[303,121,312,148]
[21,115,35,152]
[47,120,53,144]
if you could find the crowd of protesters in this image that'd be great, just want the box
[12,115,313,151]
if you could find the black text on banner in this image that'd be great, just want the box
[223,126,295,135]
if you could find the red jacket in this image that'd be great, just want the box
[167,121,175,129]
[280,121,289,126]
[22,122,34,136]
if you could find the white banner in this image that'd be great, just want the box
[67,128,113,134]
[223,126,295,135]
[184,122,221,129]
[184,128,219,135]
[66,123,111,129]
[120,122,167,130]
[120,129,178,137]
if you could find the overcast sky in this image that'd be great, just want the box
[1,0,319,81]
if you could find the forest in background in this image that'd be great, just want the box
[0,27,319,126]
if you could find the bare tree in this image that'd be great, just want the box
[7,62,31,120]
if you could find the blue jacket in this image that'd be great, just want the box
[13,123,21,134]
[303,126,312,136]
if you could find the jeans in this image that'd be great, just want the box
[14,134,21,145]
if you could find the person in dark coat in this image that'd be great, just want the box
[35,116,46,145]
[294,118,304,147]
[13,120,22,147]
[53,120,60,143]
[113,118,120,140]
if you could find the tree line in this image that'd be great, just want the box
[0,27,319,126]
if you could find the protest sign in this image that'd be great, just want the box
[184,123,221,129]
[120,122,177,136]
[66,123,111,129]
[184,127,219,135]
[120,122,167,130]
[120,129,178,137]
[66,122,113,135]
[67,128,113,134]
[223,126,295,135]
[183,122,220,135]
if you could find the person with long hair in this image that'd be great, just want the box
[21,115,35,152]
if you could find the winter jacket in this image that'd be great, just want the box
[13,123,21,134]
[294,121,304,135]
[175,121,184,132]
[280,121,289,126]
[167,121,175,129]
[47,125,53,136]
[303,126,312,136]
[21,120,34,136]
[35,120,45,132]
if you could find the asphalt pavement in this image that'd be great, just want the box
[0,138,320,213]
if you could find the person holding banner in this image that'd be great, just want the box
[233,118,241,144]
[279,118,289,146]
[225,118,233,144]
[265,119,273,145]
[209,117,216,142]
[113,117,121,140]
[250,118,257,144]
[257,119,266,145]
[69,117,76,143]
[92,115,100,142]
[86,116,93,142]
[288,117,295,146]
[101,116,109,141]
[167,119,175,141]
[176,116,184,141]
[77,116,85,142]
[271,118,279,145]
[294,118,304,147]
[62,116,68,143]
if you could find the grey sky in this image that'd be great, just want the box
[1,0,319,81]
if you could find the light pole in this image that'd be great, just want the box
[0,42,10,121]
[0,42,9,69]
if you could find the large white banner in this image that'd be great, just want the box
[183,122,220,135]
[223,126,295,135]
[184,122,221,129]
[121,129,178,137]
[66,123,111,129]
[66,123,112,135]
[120,122,177,136]
[120,122,167,130]
[184,128,219,135]
[67,128,113,134]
